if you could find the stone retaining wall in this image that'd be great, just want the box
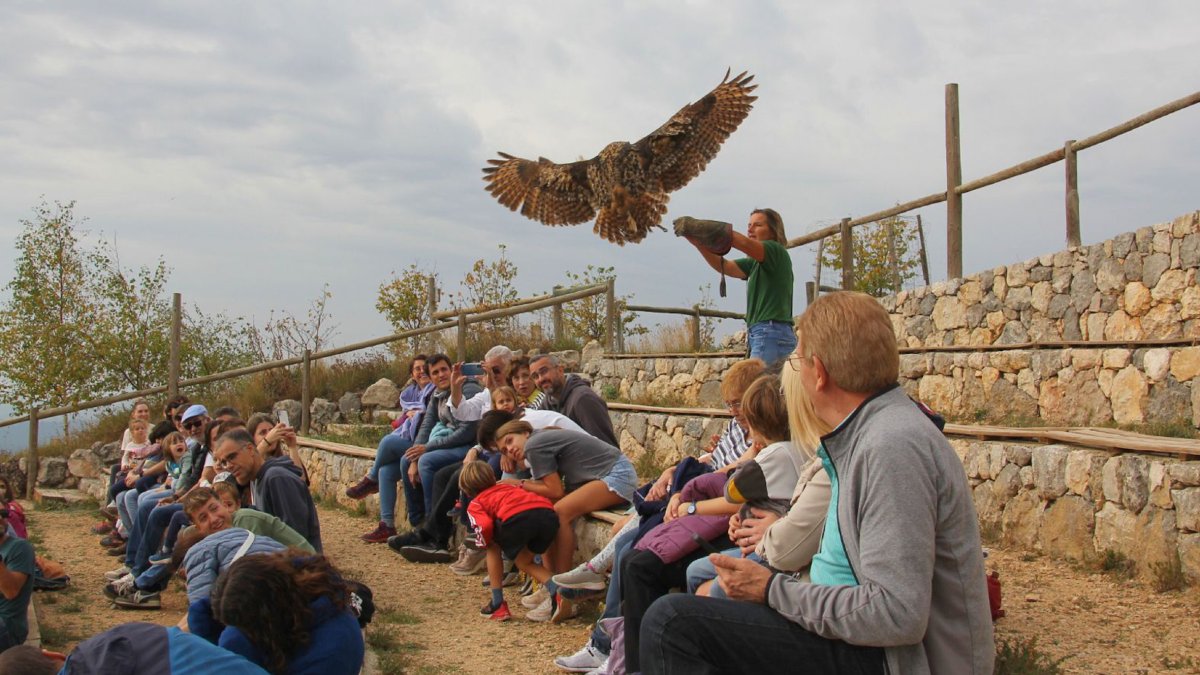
[583,354,743,408]
[883,210,1200,425]
[609,409,729,474]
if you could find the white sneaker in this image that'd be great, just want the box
[554,642,607,672]
[553,563,608,590]
[105,565,131,581]
[521,586,548,609]
[449,547,487,576]
[584,660,609,675]
[526,594,554,622]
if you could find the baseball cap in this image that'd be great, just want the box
[180,404,209,424]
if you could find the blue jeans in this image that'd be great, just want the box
[641,594,885,675]
[685,548,762,599]
[589,527,638,655]
[373,434,414,527]
[416,446,471,517]
[124,487,172,567]
[133,503,182,575]
[748,320,797,371]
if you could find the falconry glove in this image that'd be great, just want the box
[674,216,735,296]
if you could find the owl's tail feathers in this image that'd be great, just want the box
[594,187,669,245]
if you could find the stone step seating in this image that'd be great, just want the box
[33,488,91,506]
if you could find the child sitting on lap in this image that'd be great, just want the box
[461,461,559,622]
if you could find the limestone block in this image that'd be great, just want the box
[1152,269,1188,303]
[646,414,667,430]
[309,398,339,430]
[654,359,671,376]
[37,457,69,487]
[1102,348,1131,369]
[701,418,727,447]
[1181,286,1200,320]
[1152,227,1172,253]
[1006,263,1030,288]
[1170,346,1200,382]
[1167,462,1200,488]
[1110,366,1148,424]
[1033,445,1070,499]
[1104,310,1143,341]
[1004,444,1034,467]
[67,448,102,480]
[1094,502,1136,556]
[1175,488,1200,532]
[1147,379,1192,423]
[692,359,712,383]
[1030,351,1066,379]
[1070,349,1101,371]
[77,477,107,502]
[931,296,966,331]
[673,358,696,375]
[1019,465,1035,489]
[1065,449,1106,498]
[1143,349,1171,383]
[1179,533,1200,584]
[1133,507,1179,576]
[990,350,1032,373]
[1142,252,1170,287]
[1103,455,1148,514]
[1083,312,1105,341]
[1149,461,1175,509]
[1122,282,1151,317]
[965,443,990,480]
[973,482,1003,533]
[1040,495,1095,560]
[1001,491,1043,549]
[988,445,1007,480]
[1006,286,1033,312]
[581,340,604,370]
[697,380,722,407]
[625,413,648,445]
[992,463,1022,501]
[1141,303,1183,339]
[1095,258,1125,292]
[361,379,401,409]
[683,417,704,439]
[338,392,363,421]
[918,375,958,415]
[1029,281,1052,313]
[665,416,681,436]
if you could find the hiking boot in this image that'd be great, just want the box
[107,543,127,556]
[386,530,429,554]
[103,574,136,600]
[449,546,487,576]
[345,475,379,500]
[553,563,607,591]
[521,586,549,609]
[104,566,131,581]
[554,642,607,672]
[360,521,397,544]
[114,590,161,610]
[480,599,512,622]
[398,543,455,564]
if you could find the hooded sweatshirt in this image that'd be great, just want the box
[548,375,617,446]
[252,456,322,552]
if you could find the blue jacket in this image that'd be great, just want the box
[219,596,365,675]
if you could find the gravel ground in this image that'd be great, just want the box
[28,500,1200,674]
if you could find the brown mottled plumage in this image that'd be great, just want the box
[482,69,757,245]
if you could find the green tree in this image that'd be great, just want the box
[817,215,922,297]
[248,284,339,361]
[88,237,173,392]
[377,263,438,353]
[0,201,101,434]
[559,265,645,348]
[453,244,519,335]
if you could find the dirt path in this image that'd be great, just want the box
[28,499,1200,674]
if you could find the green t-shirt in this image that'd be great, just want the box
[232,508,316,553]
[0,535,34,643]
[734,239,795,325]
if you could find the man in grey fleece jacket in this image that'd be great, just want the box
[641,292,993,674]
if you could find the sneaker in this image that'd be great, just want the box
[398,543,455,564]
[554,642,607,672]
[103,574,136,600]
[100,534,124,548]
[99,504,119,521]
[360,521,397,544]
[114,590,161,610]
[553,563,607,591]
[345,475,379,500]
[521,586,549,609]
[450,547,487,576]
[558,586,605,602]
[526,594,555,622]
[551,594,578,623]
[91,521,114,535]
[583,661,609,675]
[149,552,172,566]
[518,577,535,596]
[480,599,512,621]
[107,543,127,556]
[386,530,429,554]
[104,566,131,581]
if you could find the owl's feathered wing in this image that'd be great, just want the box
[482,70,757,245]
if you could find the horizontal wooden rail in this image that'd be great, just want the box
[900,336,1200,354]
[624,304,745,320]
[431,282,600,320]
[296,436,376,460]
[604,350,746,360]
[606,402,731,417]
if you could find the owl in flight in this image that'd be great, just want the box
[482,69,757,245]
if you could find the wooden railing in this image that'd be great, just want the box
[790,85,1200,288]
[624,303,745,353]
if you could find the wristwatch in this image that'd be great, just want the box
[685,501,697,516]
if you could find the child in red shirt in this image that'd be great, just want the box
[461,461,559,621]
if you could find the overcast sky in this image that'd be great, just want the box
[1,0,1198,355]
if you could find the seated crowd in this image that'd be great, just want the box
[10,291,995,674]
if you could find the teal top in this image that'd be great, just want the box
[0,534,34,642]
[809,443,858,586]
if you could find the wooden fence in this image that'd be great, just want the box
[793,85,1200,290]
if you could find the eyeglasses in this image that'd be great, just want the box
[724,400,742,412]
[787,351,810,372]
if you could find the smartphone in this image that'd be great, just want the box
[277,410,290,427]
[690,532,722,555]
[461,362,484,377]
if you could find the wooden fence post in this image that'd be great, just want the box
[26,406,38,499]
[805,281,816,305]
[426,276,438,353]
[945,83,963,279]
[887,218,900,293]
[457,313,468,362]
[1065,139,1081,248]
[552,285,564,346]
[301,349,312,434]
[168,292,181,397]
[605,278,616,352]
[692,305,702,352]
[916,215,931,286]
[840,218,854,290]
